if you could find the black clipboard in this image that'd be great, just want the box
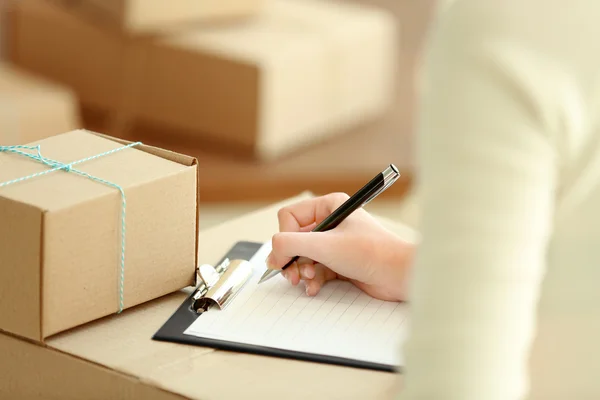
[152,241,398,373]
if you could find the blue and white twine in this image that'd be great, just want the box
[0,142,142,314]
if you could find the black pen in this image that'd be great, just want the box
[257,164,400,284]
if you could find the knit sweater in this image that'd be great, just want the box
[398,1,600,399]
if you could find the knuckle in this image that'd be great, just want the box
[276,207,288,221]
[271,232,285,250]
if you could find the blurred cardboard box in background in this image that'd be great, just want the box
[0,63,80,144]
[9,0,145,115]
[7,0,398,161]
[123,0,398,161]
[0,130,199,342]
[7,0,264,115]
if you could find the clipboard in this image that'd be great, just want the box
[152,241,401,373]
[152,241,262,344]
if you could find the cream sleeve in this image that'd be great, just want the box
[397,4,560,399]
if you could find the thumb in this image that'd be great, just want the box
[268,231,334,270]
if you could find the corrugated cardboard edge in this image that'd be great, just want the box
[89,129,201,282]
[0,329,189,400]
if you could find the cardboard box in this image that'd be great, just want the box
[127,0,398,160]
[52,0,265,33]
[131,11,331,160]
[0,192,417,400]
[9,0,137,112]
[9,0,398,160]
[0,129,199,342]
[0,63,80,145]
[7,0,262,113]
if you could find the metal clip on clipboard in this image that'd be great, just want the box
[191,258,254,314]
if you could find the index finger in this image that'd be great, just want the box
[277,193,350,232]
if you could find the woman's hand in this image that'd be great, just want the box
[266,193,414,301]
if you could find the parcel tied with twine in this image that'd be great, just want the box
[0,130,199,342]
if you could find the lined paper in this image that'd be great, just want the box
[184,242,408,367]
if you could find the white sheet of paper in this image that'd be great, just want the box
[184,242,409,367]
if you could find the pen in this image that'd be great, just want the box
[258,164,400,284]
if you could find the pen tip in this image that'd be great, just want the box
[258,269,278,284]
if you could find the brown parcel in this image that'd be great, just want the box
[9,0,143,114]
[126,0,398,161]
[0,129,198,342]
[0,192,418,400]
[9,0,398,161]
[0,63,80,145]
[7,0,262,120]
[52,0,264,33]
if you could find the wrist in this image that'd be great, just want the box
[380,234,415,302]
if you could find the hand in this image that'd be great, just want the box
[266,193,414,301]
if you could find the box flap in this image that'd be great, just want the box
[92,130,197,167]
[44,192,415,399]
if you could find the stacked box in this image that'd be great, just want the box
[0,63,80,145]
[10,0,141,113]
[8,0,398,160]
[132,0,398,160]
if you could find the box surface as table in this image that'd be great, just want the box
[0,129,198,342]
[0,192,417,399]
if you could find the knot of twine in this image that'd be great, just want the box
[0,142,143,314]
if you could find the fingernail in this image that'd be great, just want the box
[302,265,315,279]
